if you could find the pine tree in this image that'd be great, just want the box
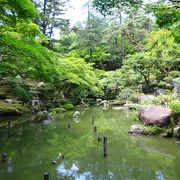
[33,0,69,37]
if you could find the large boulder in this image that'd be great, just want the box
[139,106,172,127]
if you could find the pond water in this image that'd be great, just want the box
[0,106,179,180]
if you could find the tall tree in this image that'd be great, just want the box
[92,0,143,15]
[92,0,142,61]
[146,2,180,43]
[33,0,69,37]
[74,14,107,64]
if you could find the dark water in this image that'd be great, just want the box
[0,107,179,180]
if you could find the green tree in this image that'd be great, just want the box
[33,0,69,37]
[122,30,180,91]
[92,0,143,15]
[0,0,38,27]
[146,2,180,43]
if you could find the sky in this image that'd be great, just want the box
[66,0,89,25]
[53,0,88,38]
[64,0,157,25]
[53,0,157,38]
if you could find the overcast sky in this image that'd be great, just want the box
[64,0,157,25]
[66,0,89,25]
[53,0,157,38]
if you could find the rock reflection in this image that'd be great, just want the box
[73,117,81,123]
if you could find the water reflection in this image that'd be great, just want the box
[0,107,179,180]
[156,170,166,180]
[57,162,81,178]
[1,160,13,174]
[56,162,115,180]
[73,117,81,123]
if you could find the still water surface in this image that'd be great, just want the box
[0,106,179,180]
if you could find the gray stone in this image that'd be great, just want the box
[123,103,140,110]
[34,111,53,122]
[157,89,166,95]
[128,125,144,134]
[96,99,102,105]
[172,78,180,94]
[4,99,14,104]
[100,100,109,108]
[73,111,80,118]
[173,126,180,137]
[112,106,124,110]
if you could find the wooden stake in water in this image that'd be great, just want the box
[43,172,49,180]
[94,126,97,133]
[92,114,94,126]
[8,121,11,129]
[2,153,8,162]
[104,136,107,157]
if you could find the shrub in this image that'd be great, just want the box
[62,103,74,110]
[170,100,180,124]
[141,95,176,106]
[0,101,29,116]
[143,126,165,135]
[129,93,145,102]
[157,81,165,88]
[117,88,134,101]
[51,107,66,114]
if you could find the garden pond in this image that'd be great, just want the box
[0,106,179,180]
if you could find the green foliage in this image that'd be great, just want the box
[122,30,180,87]
[1,0,179,105]
[100,71,121,99]
[7,77,31,102]
[92,0,143,15]
[0,0,38,26]
[143,126,165,135]
[150,3,180,28]
[0,101,29,115]
[51,107,66,114]
[57,57,103,98]
[121,12,152,50]
[117,88,134,101]
[32,0,69,37]
[0,30,58,82]
[62,103,74,110]
[170,100,180,123]
[168,71,180,78]
[58,32,77,53]
[170,100,180,114]
[140,95,176,106]
[147,3,180,43]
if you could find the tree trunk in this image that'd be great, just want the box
[119,11,125,61]
[42,0,47,35]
